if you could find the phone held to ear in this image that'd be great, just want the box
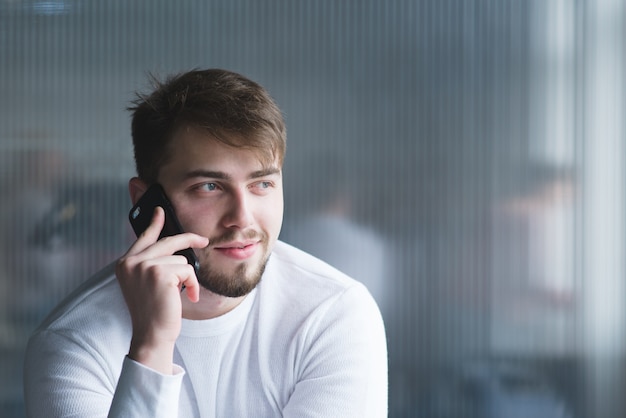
[128,183,201,275]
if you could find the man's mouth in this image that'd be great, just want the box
[213,241,260,260]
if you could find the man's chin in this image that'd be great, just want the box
[197,259,267,298]
[199,279,259,298]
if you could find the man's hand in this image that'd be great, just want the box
[115,207,209,374]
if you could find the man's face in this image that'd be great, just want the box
[157,129,284,298]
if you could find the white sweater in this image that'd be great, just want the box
[24,241,388,417]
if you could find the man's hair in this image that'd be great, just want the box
[128,68,286,183]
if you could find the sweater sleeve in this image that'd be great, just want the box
[282,284,388,418]
[109,357,184,417]
[24,329,184,418]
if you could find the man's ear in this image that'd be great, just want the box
[128,177,149,205]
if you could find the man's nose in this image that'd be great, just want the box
[222,189,254,228]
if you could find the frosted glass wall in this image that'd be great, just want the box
[1,1,625,416]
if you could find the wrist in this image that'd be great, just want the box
[128,337,176,375]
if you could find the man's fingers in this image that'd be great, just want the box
[127,207,209,259]
[143,206,167,238]
[141,256,201,302]
[126,207,166,256]
[119,254,199,292]
[118,204,207,305]
[138,233,208,264]
[182,274,200,303]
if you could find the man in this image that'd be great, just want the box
[24,69,388,417]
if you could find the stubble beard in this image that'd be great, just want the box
[195,230,271,298]
[196,257,269,298]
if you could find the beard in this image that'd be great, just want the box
[196,256,269,298]
[196,229,271,298]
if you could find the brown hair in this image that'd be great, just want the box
[128,68,286,183]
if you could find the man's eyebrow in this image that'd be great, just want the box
[249,167,281,179]
[182,167,281,181]
[183,170,231,180]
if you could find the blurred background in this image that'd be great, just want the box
[1,0,625,416]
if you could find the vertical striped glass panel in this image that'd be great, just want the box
[1,1,625,416]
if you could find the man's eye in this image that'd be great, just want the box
[200,183,218,191]
[249,181,273,193]
[256,181,273,190]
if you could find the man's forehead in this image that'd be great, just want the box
[172,124,284,165]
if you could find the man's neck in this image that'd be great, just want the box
[181,288,246,320]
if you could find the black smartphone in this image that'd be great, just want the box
[128,183,200,275]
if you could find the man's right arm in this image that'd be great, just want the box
[24,327,185,417]
[24,330,178,418]
[24,208,208,417]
